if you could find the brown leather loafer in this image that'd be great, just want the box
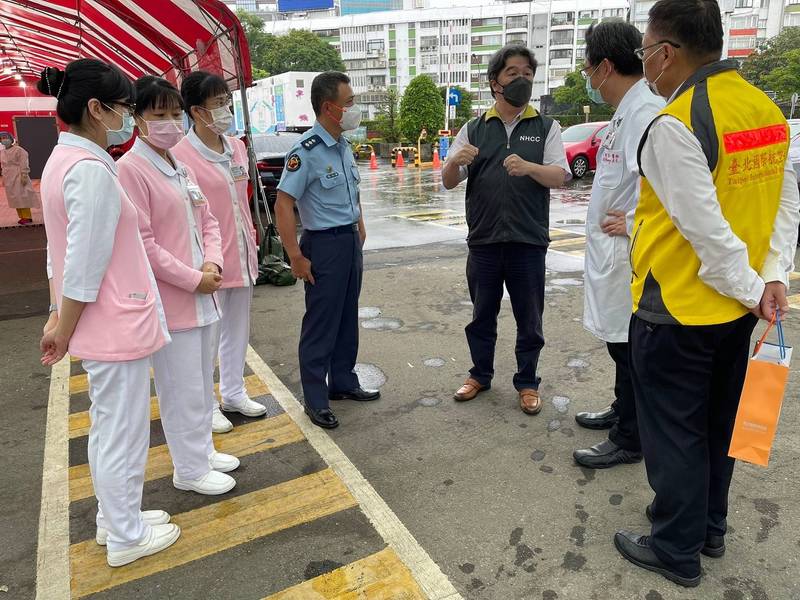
[519,388,542,415]
[453,378,488,402]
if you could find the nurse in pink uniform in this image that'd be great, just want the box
[172,72,266,434]
[37,59,179,568]
[118,76,240,496]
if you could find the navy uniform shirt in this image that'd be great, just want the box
[277,121,361,230]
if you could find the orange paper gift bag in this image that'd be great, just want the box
[729,311,792,467]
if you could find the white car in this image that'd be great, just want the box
[788,119,799,182]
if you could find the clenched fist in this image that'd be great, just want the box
[503,154,534,177]
[450,143,479,167]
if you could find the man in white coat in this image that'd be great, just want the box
[573,20,665,469]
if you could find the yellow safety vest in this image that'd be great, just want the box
[631,61,789,326]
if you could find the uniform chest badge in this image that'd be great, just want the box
[287,154,301,172]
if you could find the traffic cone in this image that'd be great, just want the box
[432,147,441,169]
[369,150,378,170]
[395,149,405,167]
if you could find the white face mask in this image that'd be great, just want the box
[199,105,233,135]
[331,103,362,131]
[643,46,667,97]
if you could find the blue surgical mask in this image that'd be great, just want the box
[101,104,135,147]
[585,65,608,105]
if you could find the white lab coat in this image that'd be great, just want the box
[583,80,665,343]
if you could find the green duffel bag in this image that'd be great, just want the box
[256,223,297,286]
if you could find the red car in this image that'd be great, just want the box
[561,121,609,179]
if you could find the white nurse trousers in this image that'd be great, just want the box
[153,323,216,480]
[211,286,252,410]
[84,356,151,551]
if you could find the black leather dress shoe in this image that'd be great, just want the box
[573,438,642,469]
[645,505,726,558]
[614,530,701,588]
[575,405,618,430]
[304,407,339,429]
[328,387,381,401]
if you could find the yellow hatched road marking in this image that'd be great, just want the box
[69,468,357,599]
[548,237,586,249]
[68,374,270,439]
[263,547,426,600]
[68,413,303,501]
[787,292,800,310]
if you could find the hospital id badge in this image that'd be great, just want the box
[230,164,248,181]
[187,185,207,206]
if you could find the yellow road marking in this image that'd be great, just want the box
[787,292,800,310]
[70,469,357,599]
[548,237,586,249]
[68,374,270,439]
[68,413,303,501]
[264,547,426,600]
[789,271,800,281]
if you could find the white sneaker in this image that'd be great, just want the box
[106,523,181,567]
[209,451,240,473]
[212,405,233,433]
[96,510,171,546]
[173,470,236,495]
[220,397,267,417]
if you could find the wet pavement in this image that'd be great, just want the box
[5,164,800,600]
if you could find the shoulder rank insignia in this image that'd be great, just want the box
[301,135,324,151]
[286,154,301,172]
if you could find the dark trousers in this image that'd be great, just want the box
[607,342,640,452]
[298,226,362,410]
[465,242,546,390]
[630,313,757,578]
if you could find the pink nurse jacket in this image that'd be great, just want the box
[118,140,224,332]
[172,131,257,289]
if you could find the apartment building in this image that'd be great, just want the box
[263,0,631,118]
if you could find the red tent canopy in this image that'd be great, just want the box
[0,0,252,91]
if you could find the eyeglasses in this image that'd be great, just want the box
[207,95,233,109]
[580,64,601,80]
[634,40,681,61]
[102,101,136,115]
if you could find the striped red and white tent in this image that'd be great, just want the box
[0,0,252,101]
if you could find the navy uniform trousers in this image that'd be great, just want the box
[298,223,362,410]
[630,312,757,578]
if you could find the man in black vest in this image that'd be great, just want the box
[443,44,570,415]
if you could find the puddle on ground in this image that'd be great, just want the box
[567,358,589,369]
[354,363,387,389]
[361,317,403,331]
[358,306,382,319]
[417,396,441,407]
[550,278,583,287]
[423,357,446,368]
[552,396,571,414]
[547,419,562,432]
[545,285,568,294]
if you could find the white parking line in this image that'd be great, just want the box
[35,355,71,600]
[246,346,464,600]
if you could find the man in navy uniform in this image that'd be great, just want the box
[275,71,379,429]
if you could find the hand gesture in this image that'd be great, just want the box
[41,328,69,366]
[503,154,532,177]
[451,144,479,167]
[196,271,223,294]
[601,210,628,237]
[202,262,220,275]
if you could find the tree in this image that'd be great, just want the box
[741,27,800,92]
[439,85,474,130]
[263,30,345,76]
[374,87,401,142]
[552,67,613,118]
[763,48,800,103]
[399,75,444,140]
[237,10,272,79]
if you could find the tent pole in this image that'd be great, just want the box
[231,30,269,241]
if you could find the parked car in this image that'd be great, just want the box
[353,143,374,160]
[250,131,302,210]
[561,121,609,178]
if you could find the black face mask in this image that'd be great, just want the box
[497,77,533,108]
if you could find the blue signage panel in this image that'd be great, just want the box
[447,89,462,106]
[277,0,334,11]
